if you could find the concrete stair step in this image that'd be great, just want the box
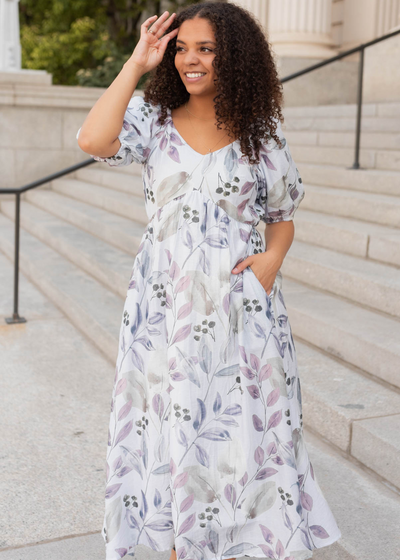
[296,339,400,489]
[283,278,400,389]
[283,116,400,132]
[283,239,400,318]
[301,428,400,560]
[294,208,400,265]
[301,184,400,228]
[75,166,144,197]
[283,101,400,118]
[1,200,135,299]
[25,190,144,256]
[291,144,400,170]
[298,163,400,197]
[51,178,148,224]
[0,213,122,362]
[285,130,400,151]
[351,414,400,492]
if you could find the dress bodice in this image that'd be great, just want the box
[78,96,305,228]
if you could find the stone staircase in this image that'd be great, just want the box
[1,100,400,559]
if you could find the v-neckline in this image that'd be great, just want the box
[167,107,237,157]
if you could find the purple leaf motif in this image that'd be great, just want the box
[175,275,191,293]
[267,410,282,431]
[259,544,275,559]
[171,324,191,346]
[255,467,278,480]
[195,443,209,467]
[146,520,174,532]
[310,525,330,539]
[105,483,122,499]
[173,472,189,489]
[266,388,280,407]
[247,385,260,399]
[254,446,264,465]
[240,181,255,195]
[224,483,237,506]
[259,524,274,544]
[180,493,194,513]
[300,491,313,511]
[177,513,196,536]
[275,539,285,559]
[115,378,127,396]
[252,414,264,432]
[177,301,192,320]
[259,364,273,382]
[199,428,231,441]
[167,144,181,163]
[250,353,260,372]
[115,420,133,445]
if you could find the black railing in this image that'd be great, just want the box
[1,26,400,323]
[280,27,400,169]
[0,158,96,323]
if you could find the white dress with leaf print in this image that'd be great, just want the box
[79,95,341,560]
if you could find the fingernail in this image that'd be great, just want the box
[232,267,238,273]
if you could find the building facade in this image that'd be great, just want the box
[229,0,400,58]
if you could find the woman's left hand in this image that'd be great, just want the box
[231,250,282,296]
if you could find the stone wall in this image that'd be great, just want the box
[0,81,106,189]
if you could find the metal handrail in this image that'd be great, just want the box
[2,26,400,323]
[280,26,400,170]
[0,158,96,323]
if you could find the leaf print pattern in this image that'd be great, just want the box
[77,96,341,560]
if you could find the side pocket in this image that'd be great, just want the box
[247,265,274,299]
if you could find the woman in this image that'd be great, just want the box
[77,3,341,560]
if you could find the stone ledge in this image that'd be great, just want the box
[0,84,144,109]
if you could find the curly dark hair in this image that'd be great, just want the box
[142,1,284,165]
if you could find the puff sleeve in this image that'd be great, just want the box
[76,95,160,167]
[254,120,305,224]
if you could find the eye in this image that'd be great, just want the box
[174,46,213,52]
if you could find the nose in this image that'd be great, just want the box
[183,48,200,65]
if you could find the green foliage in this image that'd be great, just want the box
[19,0,203,87]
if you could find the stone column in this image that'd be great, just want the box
[268,0,337,58]
[227,0,269,34]
[0,0,21,71]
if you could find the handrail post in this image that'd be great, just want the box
[5,192,26,324]
[351,47,365,169]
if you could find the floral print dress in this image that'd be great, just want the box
[78,95,341,560]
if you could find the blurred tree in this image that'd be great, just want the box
[19,0,205,87]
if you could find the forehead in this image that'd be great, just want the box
[177,17,215,42]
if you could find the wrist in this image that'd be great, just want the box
[123,58,146,76]
[264,247,284,269]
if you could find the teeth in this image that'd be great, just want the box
[186,73,205,78]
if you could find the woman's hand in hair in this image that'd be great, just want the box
[128,12,179,74]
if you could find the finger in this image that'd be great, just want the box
[232,258,249,273]
[157,28,179,57]
[160,26,179,44]
[141,14,157,31]
[154,14,176,41]
[147,10,171,36]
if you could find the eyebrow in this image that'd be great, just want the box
[176,40,216,45]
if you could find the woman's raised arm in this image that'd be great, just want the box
[77,11,178,159]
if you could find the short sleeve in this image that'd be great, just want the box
[76,95,160,166]
[254,120,305,224]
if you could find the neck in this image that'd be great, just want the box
[186,95,216,120]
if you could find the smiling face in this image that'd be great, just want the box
[174,17,218,96]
